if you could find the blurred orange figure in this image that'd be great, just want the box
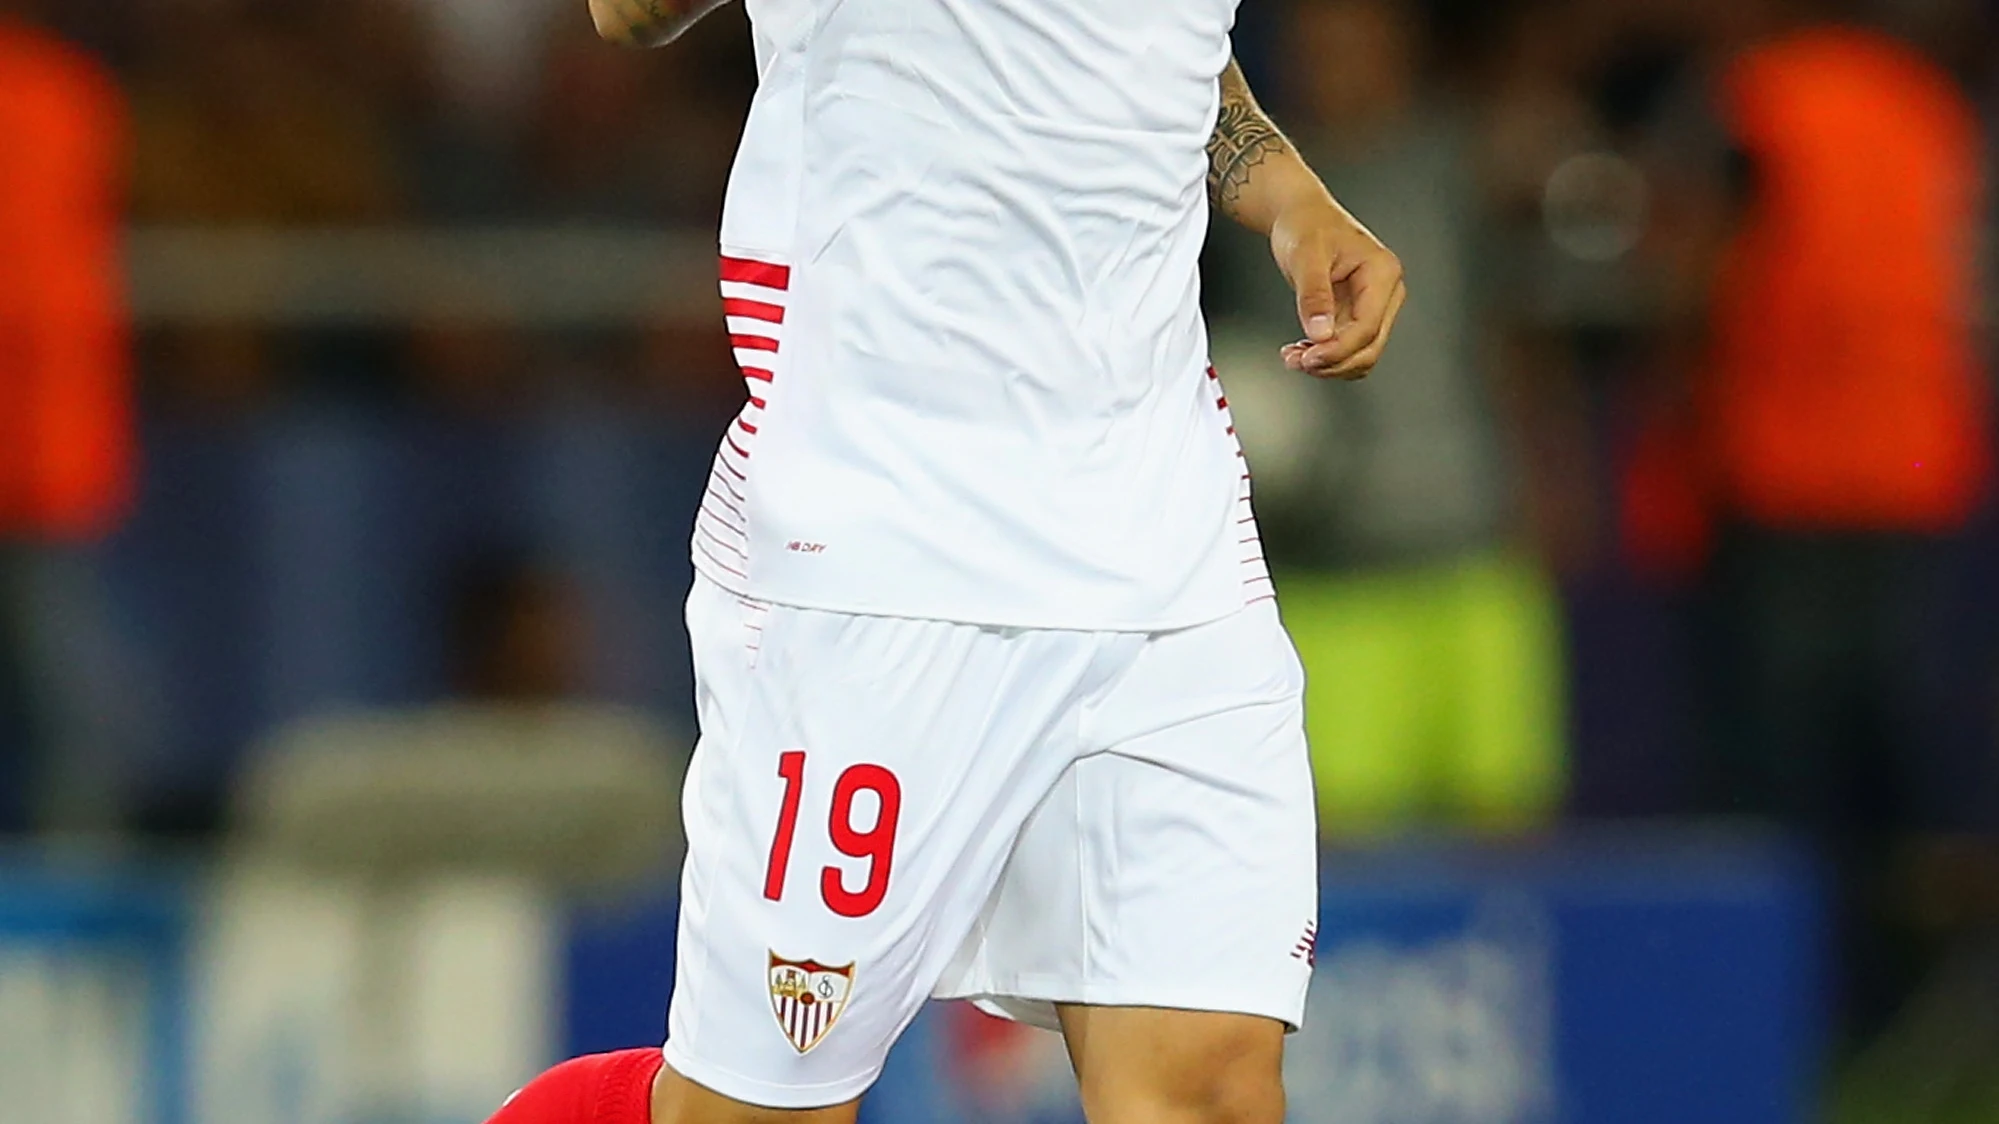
[1629,12,1996,1043]
[0,12,133,541]
[1703,26,1988,532]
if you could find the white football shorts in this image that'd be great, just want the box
[663,575,1319,1108]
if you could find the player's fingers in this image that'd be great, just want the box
[1317,285,1402,381]
[1324,279,1407,380]
[1336,254,1399,339]
[1298,273,1404,377]
[1292,249,1342,345]
[1294,257,1394,368]
[1297,314,1377,370]
[1320,336,1386,381]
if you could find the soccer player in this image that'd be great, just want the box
[495,0,1405,1121]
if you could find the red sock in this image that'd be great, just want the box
[486,1048,664,1124]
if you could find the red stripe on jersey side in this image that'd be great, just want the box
[698,523,747,558]
[737,418,759,436]
[718,456,748,481]
[1216,396,1230,410]
[719,257,792,290]
[701,522,748,551]
[705,485,745,519]
[741,367,775,383]
[732,334,781,353]
[724,433,752,459]
[747,395,767,410]
[694,539,748,579]
[704,499,746,532]
[710,469,745,501]
[723,298,786,324]
[700,503,746,536]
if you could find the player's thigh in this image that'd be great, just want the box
[1056,1005,1286,1124]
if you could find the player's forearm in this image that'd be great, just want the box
[1207,58,1338,236]
[588,0,727,47]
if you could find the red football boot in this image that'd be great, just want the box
[486,1048,664,1124]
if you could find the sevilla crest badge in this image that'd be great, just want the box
[767,953,855,1054]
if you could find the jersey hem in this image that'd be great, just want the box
[690,557,1251,635]
[662,1041,881,1110]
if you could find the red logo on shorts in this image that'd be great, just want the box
[768,953,855,1053]
[1292,920,1318,968]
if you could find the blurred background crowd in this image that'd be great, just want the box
[3,0,1999,1119]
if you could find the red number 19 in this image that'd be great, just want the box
[762,751,902,919]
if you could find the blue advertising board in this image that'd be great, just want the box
[0,831,1822,1124]
[1286,833,1825,1124]
[0,854,192,1124]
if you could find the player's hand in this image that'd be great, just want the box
[1270,199,1406,381]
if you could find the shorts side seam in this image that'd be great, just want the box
[1074,769,1095,986]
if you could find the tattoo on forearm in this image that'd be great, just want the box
[1206,59,1291,213]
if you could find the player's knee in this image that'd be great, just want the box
[1093,1026,1284,1124]
[1107,1070,1282,1124]
[1177,1049,1285,1124]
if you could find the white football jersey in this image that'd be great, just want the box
[693,0,1269,630]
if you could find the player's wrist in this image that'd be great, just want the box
[1266,189,1348,255]
[1240,162,1333,237]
